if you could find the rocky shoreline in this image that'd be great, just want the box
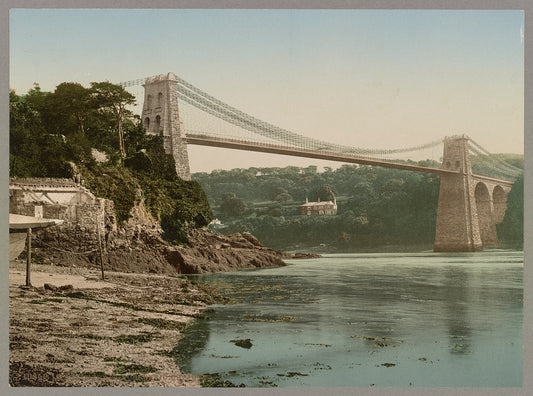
[10,223,320,387]
[32,200,320,275]
[10,198,321,387]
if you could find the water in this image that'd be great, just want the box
[179,251,523,387]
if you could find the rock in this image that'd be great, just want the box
[58,285,74,293]
[241,232,262,247]
[230,339,253,349]
[32,198,316,275]
[292,252,322,259]
[44,283,58,291]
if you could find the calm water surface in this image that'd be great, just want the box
[179,251,523,387]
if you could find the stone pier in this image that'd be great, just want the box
[434,136,512,252]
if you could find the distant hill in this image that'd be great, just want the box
[194,159,523,251]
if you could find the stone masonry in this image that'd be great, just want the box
[141,73,191,180]
[9,178,116,264]
[433,136,511,252]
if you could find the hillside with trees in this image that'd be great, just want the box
[10,82,212,244]
[194,161,523,252]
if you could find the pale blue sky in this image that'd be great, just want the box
[9,9,524,171]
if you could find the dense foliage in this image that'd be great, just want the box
[194,162,523,251]
[497,174,524,248]
[10,83,212,244]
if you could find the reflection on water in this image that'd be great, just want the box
[177,251,523,387]
[443,267,472,355]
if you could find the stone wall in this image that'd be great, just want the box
[9,178,117,266]
[9,178,114,231]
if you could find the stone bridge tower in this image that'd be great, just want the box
[141,73,191,180]
[433,135,511,252]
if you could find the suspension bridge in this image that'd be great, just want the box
[118,73,522,252]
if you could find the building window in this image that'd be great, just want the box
[155,115,162,135]
[144,117,150,130]
[146,94,152,109]
[158,92,163,107]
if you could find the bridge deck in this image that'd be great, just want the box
[186,135,513,186]
[185,134,458,175]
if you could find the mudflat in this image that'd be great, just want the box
[9,260,224,387]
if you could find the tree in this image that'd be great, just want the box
[44,82,93,135]
[9,89,72,178]
[497,174,524,248]
[24,83,50,114]
[270,187,289,201]
[273,192,292,202]
[316,184,337,201]
[220,192,237,203]
[220,193,248,217]
[91,81,136,158]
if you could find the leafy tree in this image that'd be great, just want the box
[220,194,248,217]
[90,81,136,158]
[9,90,72,178]
[23,83,50,114]
[497,174,523,248]
[269,207,283,217]
[44,82,94,135]
[270,187,288,201]
[316,184,337,201]
[220,192,237,203]
[273,192,292,202]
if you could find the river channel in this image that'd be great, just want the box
[178,251,523,387]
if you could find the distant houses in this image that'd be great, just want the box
[300,196,337,216]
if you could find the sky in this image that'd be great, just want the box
[9,9,524,172]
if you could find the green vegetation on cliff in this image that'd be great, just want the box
[9,82,212,244]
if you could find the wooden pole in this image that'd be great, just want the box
[26,228,32,287]
[97,217,105,280]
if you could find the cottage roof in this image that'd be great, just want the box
[300,201,336,207]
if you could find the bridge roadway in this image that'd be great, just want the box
[185,134,513,187]
[185,134,454,174]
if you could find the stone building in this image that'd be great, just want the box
[9,178,116,244]
[300,197,337,215]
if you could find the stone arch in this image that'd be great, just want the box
[474,182,497,246]
[492,185,507,224]
[146,94,152,109]
[155,115,162,135]
[158,92,163,107]
[144,117,150,130]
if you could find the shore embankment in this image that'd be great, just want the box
[9,260,225,387]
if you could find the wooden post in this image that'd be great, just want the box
[26,228,32,287]
[97,217,105,280]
